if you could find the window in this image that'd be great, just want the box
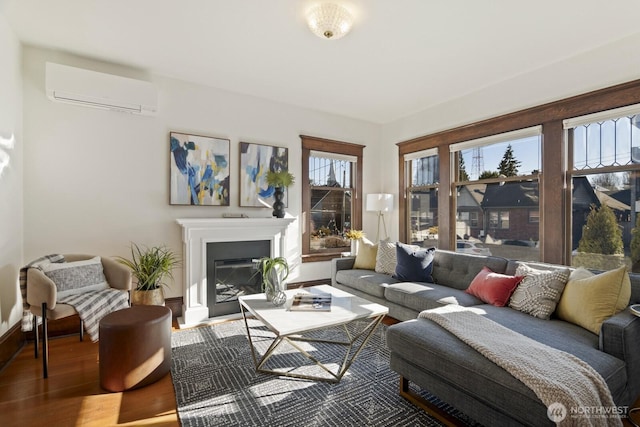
[451,127,541,261]
[404,149,439,247]
[565,104,640,271]
[301,135,364,262]
[528,210,540,223]
[489,211,510,229]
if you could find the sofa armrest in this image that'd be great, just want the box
[331,256,356,286]
[101,256,132,291]
[600,309,640,400]
[26,268,57,310]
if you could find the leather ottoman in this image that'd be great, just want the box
[99,305,172,392]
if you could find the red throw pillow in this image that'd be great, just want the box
[465,266,524,307]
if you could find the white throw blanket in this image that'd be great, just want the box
[418,305,622,427]
[58,289,130,342]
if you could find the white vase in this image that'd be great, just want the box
[350,239,359,256]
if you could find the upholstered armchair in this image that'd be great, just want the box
[26,254,132,378]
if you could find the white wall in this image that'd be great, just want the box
[22,46,383,299]
[0,14,23,337]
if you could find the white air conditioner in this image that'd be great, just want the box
[45,62,157,115]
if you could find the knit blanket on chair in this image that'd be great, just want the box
[57,289,130,342]
[418,305,622,427]
[19,254,65,332]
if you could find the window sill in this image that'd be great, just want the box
[301,253,348,263]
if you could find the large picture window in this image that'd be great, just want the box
[404,149,439,247]
[565,105,640,271]
[450,127,542,261]
[301,135,364,262]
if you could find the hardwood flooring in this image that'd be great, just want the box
[0,333,179,427]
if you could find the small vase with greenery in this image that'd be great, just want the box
[266,170,294,218]
[345,229,365,255]
[255,256,289,306]
[116,243,180,306]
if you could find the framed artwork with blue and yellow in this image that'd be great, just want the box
[240,142,288,208]
[170,132,230,206]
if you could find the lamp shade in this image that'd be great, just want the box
[366,193,394,212]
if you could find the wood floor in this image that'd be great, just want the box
[1,322,639,427]
[0,333,179,427]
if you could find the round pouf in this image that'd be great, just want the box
[99,305,172,392]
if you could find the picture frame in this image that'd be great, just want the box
[239,142,288,208]
[169,132,230,206]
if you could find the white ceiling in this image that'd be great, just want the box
[2,0,640,124]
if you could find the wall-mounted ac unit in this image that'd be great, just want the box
[45,62,157,115]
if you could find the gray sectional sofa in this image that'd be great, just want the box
[331,250,640,426]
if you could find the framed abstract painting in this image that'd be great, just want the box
[239,142,288,207]
[169,132,230,206]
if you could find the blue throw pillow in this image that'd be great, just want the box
[393,243,436,283]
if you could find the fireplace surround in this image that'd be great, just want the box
[176,217,295,327]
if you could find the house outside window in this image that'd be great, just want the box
[451,127,541,261]
[565,105,640,271]
[404,149,439,246]
[301,135,364,262]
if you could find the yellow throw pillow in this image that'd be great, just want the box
[353,238,378,270]
[556,265,631,335]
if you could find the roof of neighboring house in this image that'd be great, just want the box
[481,181,539,208]
[595,190,630,212]
[571,176,601,210]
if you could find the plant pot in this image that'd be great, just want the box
[272,186,285,218]
[350,239,359,256]
[131,288,165,306]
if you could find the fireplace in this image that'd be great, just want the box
[176,217,295,327]
[207,240,270,317]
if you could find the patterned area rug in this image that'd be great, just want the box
[171,318,475,426]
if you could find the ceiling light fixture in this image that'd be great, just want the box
[307,3,354,40]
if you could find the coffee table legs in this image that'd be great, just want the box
[240,305,385,383]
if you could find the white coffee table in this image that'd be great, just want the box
[238,284,389,383]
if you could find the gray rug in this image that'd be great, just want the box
[171,318,475,426]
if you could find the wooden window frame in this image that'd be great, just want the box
[397,78,640,265]
[301,135,364,263]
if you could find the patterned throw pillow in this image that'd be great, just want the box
[375,239,398,275]
[42,256,109,299]
[509,264,570,320]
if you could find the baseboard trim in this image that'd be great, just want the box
[0,322,25,374]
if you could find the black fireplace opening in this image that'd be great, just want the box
[206,240,270,317]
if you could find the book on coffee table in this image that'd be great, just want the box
[290,292,332,311]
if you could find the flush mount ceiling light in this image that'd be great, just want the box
[307,3,354,40]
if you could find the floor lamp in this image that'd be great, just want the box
[366,193,394,242]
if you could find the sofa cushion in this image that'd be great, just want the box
[385,282,483,312]
[557,266,631,335]
[508,263,570,320]
[393,243,435,283]
[431,250,509,290]
[353,238,377,270]
[334,269,400,299]
[465,267,523,307]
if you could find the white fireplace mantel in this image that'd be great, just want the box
[176,217,295,327]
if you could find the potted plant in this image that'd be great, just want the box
[266,170,294,218]
[255,256,289,305]
[345,229,365,255]
[116,243,180,306]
